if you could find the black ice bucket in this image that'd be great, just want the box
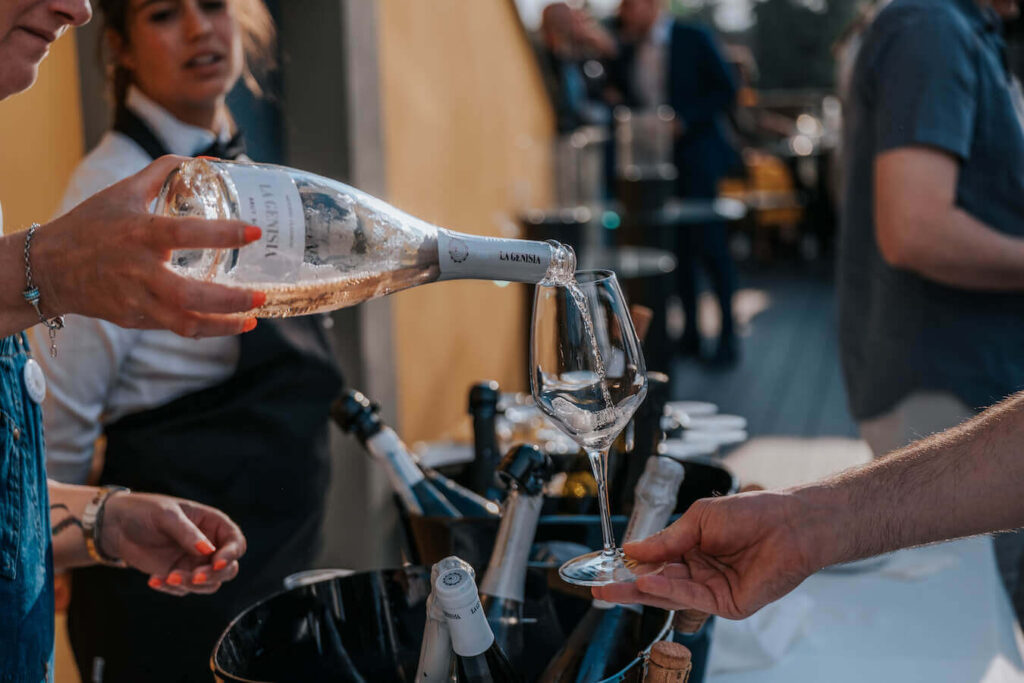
[211,566,674,683]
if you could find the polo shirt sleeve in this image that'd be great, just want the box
[873,8,979,160]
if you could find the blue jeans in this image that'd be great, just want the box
[0,334,53,682]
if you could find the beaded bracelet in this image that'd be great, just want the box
[22,223,64,357]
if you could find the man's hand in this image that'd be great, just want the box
[592,491,819,619]
[33,155,265,338]
[101,492,247,596]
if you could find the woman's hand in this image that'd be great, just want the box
[101,492,247,596]
[33,155,264,338]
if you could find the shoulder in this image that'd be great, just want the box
[57,132,152,216]
[868,0,977,55]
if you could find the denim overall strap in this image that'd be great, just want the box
[0,333,55,682]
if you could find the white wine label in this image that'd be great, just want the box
[368,428,427,487]
[437,229,552,283]
[442,595,495,657]
[226,164,305,282]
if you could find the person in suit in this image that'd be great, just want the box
[606,0,742,364]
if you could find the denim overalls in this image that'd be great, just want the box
[0,333,54,682]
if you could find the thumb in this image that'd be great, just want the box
[131,154,191,203]
[623,509,702,563]
[156,504,217,558]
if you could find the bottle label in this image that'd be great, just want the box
[623,498,676,544]
[225,164,305,282]
[367,428,427,487]
[442,596,495,657]
[437,229,552,283]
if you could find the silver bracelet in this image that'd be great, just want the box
[22,223,64,357]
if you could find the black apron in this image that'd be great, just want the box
[67,109,345,682]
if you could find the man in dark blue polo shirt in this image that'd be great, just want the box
[839,0,1024,457]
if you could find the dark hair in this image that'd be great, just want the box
[97,0,277,108]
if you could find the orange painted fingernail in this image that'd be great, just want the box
[244,225,262,243]
[195,540,216,556]
[214,559,228,571]
[193,572,208,585]
[242,318,258,333]
[197,155,219,161]
[148,576,163,589]
[251,291,267,309]
[166,573,183,586]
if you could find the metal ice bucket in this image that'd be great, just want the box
[211,566,674,682]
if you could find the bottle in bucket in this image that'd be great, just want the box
[644,641,692,683]
[417,556,475,681]
[479,445,557,668]
[436,566,521,683]
[332,389,461,518]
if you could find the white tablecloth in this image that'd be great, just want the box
[707,536,1024,682]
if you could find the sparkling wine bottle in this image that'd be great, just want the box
[539,454,686,683]
[332,390,462,518]
[643,641,692,683]
[464,381,503,499]
[436,566,522,683]
[423,467,502,518]
[417,556,476,682]
[479,445,555,668]
[155,158,577,317]
[615,371,671,512]
[670,609,713,683]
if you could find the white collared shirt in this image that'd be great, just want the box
[28,88,239,484]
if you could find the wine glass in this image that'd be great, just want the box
[531,270,654,586]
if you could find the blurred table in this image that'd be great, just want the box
[708,536,1024,682]
[709,437,1024,682]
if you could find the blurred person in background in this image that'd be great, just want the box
[538,2,617,133]
[0,0,266,679]
[837,0,1024,619]
[605,0,743,365]
[30,0,343,680]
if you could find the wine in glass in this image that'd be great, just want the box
[531,269,656,586]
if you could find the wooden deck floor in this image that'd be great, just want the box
[669,266,859,439]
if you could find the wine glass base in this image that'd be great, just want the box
[558,549,666,587]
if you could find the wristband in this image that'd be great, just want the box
[82,486,130,567]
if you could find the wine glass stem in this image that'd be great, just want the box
[587,448,618,557]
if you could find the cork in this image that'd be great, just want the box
[645,641,692,682]
[672,608,711,634]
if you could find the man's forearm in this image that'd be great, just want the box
[894,207,1024,290]
[875,148,1024,290]
[796,392,1024,567]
